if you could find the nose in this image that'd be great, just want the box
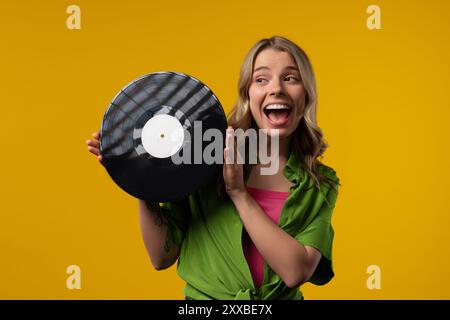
[268,78,285,96]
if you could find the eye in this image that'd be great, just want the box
[255,78,267,83]
[285,76,299,82]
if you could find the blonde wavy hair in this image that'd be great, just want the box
[218,35,338,196]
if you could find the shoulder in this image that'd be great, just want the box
[317,164,339,184]
[315,164,340,196]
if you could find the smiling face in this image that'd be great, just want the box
[248,48,306,139]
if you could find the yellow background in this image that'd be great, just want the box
[1,0,449,299]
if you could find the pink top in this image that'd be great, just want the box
[242,186,290,288]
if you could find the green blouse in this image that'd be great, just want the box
[160,150,340,300]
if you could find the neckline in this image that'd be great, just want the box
[246,186,290,197]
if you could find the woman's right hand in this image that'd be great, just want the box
[86,132,103,163]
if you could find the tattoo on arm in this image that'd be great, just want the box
[154,209,166,227]
[146,202,173,254]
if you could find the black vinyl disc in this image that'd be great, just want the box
[100,71,227,202]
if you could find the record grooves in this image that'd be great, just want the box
[100,71,227,202]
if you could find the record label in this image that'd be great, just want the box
[141,114,184,158]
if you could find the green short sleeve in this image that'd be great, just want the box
[158,198,192,248]
[295,170,339,286]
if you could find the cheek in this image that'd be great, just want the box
[294,86,306,103]
[249,104,262,123]
[294,89,307,116]
[248,86,264,104]
[248,92,263,117]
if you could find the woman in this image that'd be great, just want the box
[86,35,340,300]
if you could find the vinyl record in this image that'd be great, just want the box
[100,71,227,202]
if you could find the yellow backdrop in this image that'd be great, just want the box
[1,0,449,299]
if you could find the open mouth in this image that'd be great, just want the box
[263,104,292,126]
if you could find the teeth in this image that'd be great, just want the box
[264,104,291,110]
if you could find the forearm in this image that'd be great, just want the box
[138,200,180,270]
[230,192,308,287]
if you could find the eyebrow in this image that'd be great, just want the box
[253,66,299,73]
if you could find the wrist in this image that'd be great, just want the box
[228,189,249,204]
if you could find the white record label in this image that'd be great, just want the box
[141,114,184,158]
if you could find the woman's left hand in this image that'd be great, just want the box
[223,127,247,200]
